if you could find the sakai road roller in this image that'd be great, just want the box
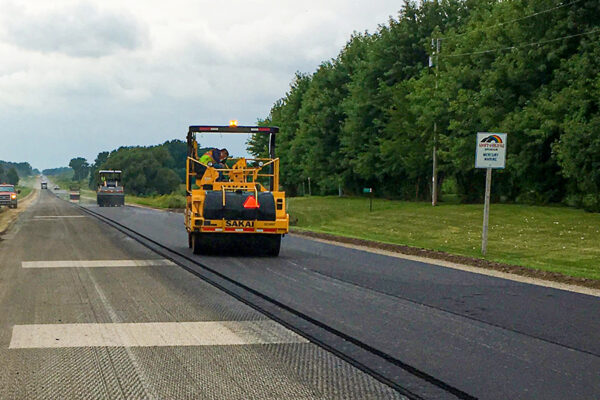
[97,170,125,207]
[185,124,289,256]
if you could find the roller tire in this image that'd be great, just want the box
[263,234,281,257]
[191,233,207,255]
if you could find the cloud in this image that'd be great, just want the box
[2,2,147,57]
[0,0,401,170]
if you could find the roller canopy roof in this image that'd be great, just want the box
[188,126,279,134]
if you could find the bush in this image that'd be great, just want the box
[164,194,186,209]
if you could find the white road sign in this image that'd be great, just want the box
[476,132,507,169]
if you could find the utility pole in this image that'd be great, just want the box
[431,38,440,206]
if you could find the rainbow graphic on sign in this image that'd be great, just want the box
[481,134,503,143]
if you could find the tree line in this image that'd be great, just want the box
[0,165,20,186]
[84,140,188,196]
[65,140,218,196]
[0,161,36,185]
[42,167,72,176]
[248,0,600,211]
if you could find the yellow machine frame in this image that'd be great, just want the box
[185,125,289,255]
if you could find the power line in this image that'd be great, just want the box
[443,27,600,58]
[439,0,585,40]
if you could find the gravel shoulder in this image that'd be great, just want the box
[0,188,39,235]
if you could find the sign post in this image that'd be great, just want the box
[475,133,507,256]
[363,188,373,212]
[482,168,492,255]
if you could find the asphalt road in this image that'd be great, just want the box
[0,189,405,399]
[84,199,600,400]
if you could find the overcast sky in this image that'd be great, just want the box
[0,0,400,170]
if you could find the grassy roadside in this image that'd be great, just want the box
[126,193,186,209]
[17,186,32,199]
[79,188,96,199]
[51,177,84,191]
[13,175,36,200]
[288,196,600,281]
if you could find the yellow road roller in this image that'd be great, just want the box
[185,124,289,256]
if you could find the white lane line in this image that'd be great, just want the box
[9,321,308,349]
[22,260,175,269]
[33,215,87,218]
[29,219,86,222]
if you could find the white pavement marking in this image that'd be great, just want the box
[9,321,309,349]
[33,215,87,218]
[22,260,175,269]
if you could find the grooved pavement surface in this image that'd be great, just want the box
[0,190,404,399]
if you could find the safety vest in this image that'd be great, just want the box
[199,149,218,165]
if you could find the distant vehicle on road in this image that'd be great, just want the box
[53,185,60,190]
[41,182,48,189]
[0,184,20,209]
[97,170,125,207]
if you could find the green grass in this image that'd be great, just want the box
[288,196,600,281]
[78,188,96,198]
[53,178,85,191]
[17,186,32,199]
[13,175,36,199]
[126,193,186,209]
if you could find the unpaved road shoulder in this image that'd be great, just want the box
[0,189,39,234]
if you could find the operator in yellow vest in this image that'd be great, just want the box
[199,148,229,180]
[199,148,228,166]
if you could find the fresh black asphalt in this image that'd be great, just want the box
[87,201,600,400]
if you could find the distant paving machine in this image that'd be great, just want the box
[185,124,289,256]
[97,170,125,207]
[69,185,81,203]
